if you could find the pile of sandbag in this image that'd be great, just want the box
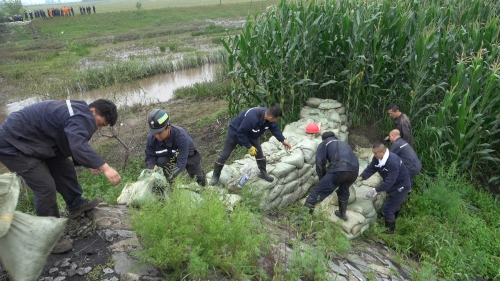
[117,166,168,206]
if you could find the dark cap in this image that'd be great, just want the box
[148,109,170,133]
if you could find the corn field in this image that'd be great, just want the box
[222,0,500,181]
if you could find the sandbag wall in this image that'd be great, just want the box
[208,98,350,209]
[207,98,385,238]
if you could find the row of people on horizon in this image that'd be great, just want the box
[22,5,96,20]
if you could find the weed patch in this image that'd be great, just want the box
[129,188,268,279]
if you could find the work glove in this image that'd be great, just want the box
[384,136,390,142]
[248,146,258,156]
[366,188,378,198]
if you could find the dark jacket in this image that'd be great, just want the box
[360,151,411,193]
[315,136,359,180]
[145,126,198,178]
[228,107,285,149]
[0,100,105,169]
[395,113,414,148]
[389,138,421,178]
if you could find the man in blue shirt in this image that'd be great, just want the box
[389,129,421,179]
[145,109,206,186]
[304,131,359,221]
[0,99,122,253]
[210,105,292,185]
[360,142,411,234]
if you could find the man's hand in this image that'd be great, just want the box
[283,140,292,150]
[99,163,122,186]
[88,168,101,175]
[366,188,378,198]
[248,146,258,156]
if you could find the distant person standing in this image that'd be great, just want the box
[93,5,96,14]
[24,10,28,20]
[70,6,74,16]
[386,104,414,148]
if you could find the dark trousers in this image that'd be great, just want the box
[157,151,206,184]
[0,136,85,217]
[216,134,263,164]
[305,170,358,206]
[382,186,410,221]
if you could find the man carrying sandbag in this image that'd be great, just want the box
[145,109,206,186]
[302,131,359,221]
[210,105,292,185]
[360,142,411,234]
[0,99,122,253]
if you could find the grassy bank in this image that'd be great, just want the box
[0,0,278,100]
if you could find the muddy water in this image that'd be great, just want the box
[0,64,216,173]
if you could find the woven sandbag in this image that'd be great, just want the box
[0,211,67,281]
[0,173,21,238]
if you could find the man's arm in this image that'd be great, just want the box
[144,134,157,169]
[171,131,191,178]
[374,158,399,192]
[236,113,257,148]
[360,157,378,180]
[315,142,328,180]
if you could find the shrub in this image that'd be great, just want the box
[129,187,269,279]
[383,165,500,279]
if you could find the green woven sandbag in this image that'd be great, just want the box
[0,173,21,238]
[0,211,67,281]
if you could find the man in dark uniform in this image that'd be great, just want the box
[386,104,414,148]
[303,131,359,221]
[389,129,421,180]
[145,109,206,186]
[209,105,292,185]
[0,99,122,253]
[360,142,411,234]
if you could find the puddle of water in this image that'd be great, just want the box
[72,63,215,107]
[0,63,216,173]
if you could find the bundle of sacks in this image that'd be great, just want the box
[208,97,386,238]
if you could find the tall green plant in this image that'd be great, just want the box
[222,0,500,177]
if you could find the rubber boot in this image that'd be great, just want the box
[256,158,274,182]
[334,200,348,221]
[209,162,224,185]
[383,220,396,234]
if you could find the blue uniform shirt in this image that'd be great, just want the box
[228,107,286,149]
[315,136,359,180]
[361,151,411,193]
[145,125,197,178]
[389,138,421,178]
[0,100,105,169]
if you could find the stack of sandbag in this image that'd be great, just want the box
[0,173,67,281]
[117,166,168,206]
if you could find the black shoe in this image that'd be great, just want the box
[68,198,102,219]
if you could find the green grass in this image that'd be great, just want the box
[129,187,269,280]
[379,165,500,279]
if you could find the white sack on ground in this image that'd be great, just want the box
[0,211,67,281]
[0,173,21,237]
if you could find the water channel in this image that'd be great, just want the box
[0,64,216,173]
